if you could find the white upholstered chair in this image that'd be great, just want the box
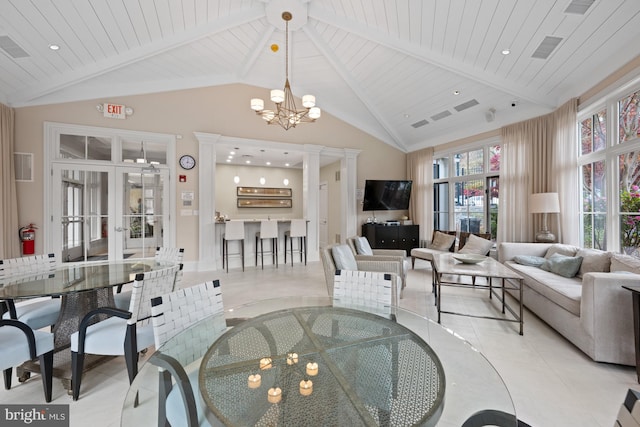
[284,219,307,266]
[1,319,54,402]
[255,220,279,269]
[150,280,226,427]
[1,254,61,330]
[70,264,181,400]
[222,220,245,272]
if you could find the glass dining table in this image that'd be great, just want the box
[121,296,517,426]
[0,259,173,391]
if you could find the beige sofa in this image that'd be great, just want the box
[498,242,639,366]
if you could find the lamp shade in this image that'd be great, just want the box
[529,193,560,213]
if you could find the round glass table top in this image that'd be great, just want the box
[121,296,516,427]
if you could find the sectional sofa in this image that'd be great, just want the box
[498,242,639,366]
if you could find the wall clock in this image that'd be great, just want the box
[179,154,196,170]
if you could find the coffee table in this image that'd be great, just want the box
[432,253,524,335]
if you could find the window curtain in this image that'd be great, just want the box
[499,99,578,243]
[407,147,433,242]
[0,103,19,258]
[551,98,579,245]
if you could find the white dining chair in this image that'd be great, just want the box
[70,264,181,400]
[1,319,54,402]
[284,219,307,266]
[114,247,184,310]
[255,220,279,269]
[332,269,398,319]
[1,254,61,331]
[150,280,226,427]
[222,220,245,272]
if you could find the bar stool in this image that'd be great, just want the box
[222,220,245,273]
[255,220,278,269]
[284,219,307,266]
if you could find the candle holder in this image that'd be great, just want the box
[255,354,319,403]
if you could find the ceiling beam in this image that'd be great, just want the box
[303,25,407,151]
[309,6,556,109]
[7,7,265,106]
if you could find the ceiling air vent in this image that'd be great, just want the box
[564,0,595,14]
[454,99,479,112]
[532,36,563,59]
[411,119,428,128]
[0,35,29,58]
[431,111,452,121]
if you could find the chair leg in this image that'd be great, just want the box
[222,238,226,271]
[260,239,264,269]
[241,241,245,271]
[273,238,278,268]
[158,370,172,427]
[39,350,53,403]
[284,234,288,264]
[71,351,85,401]
[3,367,12,390]
[303,237,307,265]
[255,236,259,267]
[124,324,139,385]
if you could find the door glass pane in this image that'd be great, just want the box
[620,151,640,256]
[60,134,111,161]
[454,179,485,233]
[488,177,499,240]
[122,139,167,165]
[124,170,164,258]
[433,183,449,231]
[61,170,108,262]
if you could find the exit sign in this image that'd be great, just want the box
[103,103,125,119]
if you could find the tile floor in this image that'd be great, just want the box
[1,259,637,426]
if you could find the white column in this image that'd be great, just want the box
[194,132,221,271]
[303,145,322,262]
[341,149,360,242]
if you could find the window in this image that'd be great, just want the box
[433,141,500,239]
[578,88,640,256]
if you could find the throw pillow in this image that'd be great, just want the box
[540,253,583,278]
[354,236,373,255]
[331,245,358,271]
[545,244,579,259]
[513,255,547,267]
[458,234,493,255]
[611,253,640,274]
[430,231,456,251]
[575,248,611,277]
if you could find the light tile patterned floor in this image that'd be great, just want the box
[1,260,636,427]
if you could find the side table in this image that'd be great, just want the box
[622,285,640,383]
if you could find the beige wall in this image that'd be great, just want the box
[13,83,407,260]
[215,164,303,219]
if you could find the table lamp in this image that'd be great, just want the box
[529,192,560,243]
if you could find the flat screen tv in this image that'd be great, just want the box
[363,180,412,211]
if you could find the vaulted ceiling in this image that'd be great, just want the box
[1,0,639,153]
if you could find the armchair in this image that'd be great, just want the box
[346,236,409,296]
[321,244,403,298]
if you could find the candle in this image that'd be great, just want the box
[259,357,272,370]
[299,379,313,396]
[248,374,261,389]
[286,352,298,365]
[267,387,282,403]
[306,362,319,376]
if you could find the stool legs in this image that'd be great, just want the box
[223,239,244,273]
[256,236,278,269]
[286,234,306,266]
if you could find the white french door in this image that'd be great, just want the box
[51,163,170,262]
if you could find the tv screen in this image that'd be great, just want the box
[363,180,412,211]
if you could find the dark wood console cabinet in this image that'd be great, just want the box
[361,223,419,254]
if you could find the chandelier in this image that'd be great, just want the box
[250,11,321,130]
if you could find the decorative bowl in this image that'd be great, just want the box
[452,254,487,264]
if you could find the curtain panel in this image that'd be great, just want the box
[0,103,19,258]
[407,147,433,242]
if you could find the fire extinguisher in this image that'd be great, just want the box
[19,223,37,256]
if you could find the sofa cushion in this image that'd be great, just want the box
[332,245,358,271]
[430,231,456,251]
[458,234,493,255]
[540,253,583,278]
[505,261,582,315]
[576,248,611,278]
[513,255,546,267]
[545,244,579,259]
[611,253,640,274]
[354,236,374,255]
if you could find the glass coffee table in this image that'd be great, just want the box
[121,296,517,426]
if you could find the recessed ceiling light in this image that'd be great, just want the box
[49,44,60,51]
[285,163,290,167]
[403,113,410,118]
[226,159,231,162]
[245,160,251,164]
[266,161,271,166]
[230,151,235,155]
[453,90,460,95]
[502,49,511,55]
